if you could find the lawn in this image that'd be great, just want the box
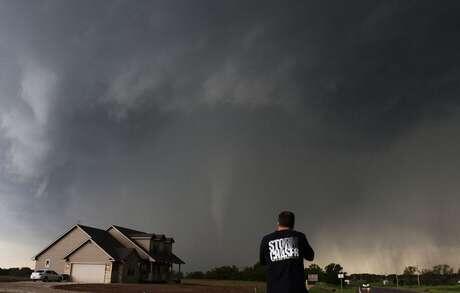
[184,280,357,293]
[309,282,356,293]
[183,279,266,292]
[399,285,460,293]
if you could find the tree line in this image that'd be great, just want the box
[186,263,266,281]
[0,267,33,277]
[305,263,460,286]
[186,262,345,283]
[186,263,460,286]
[396,264,460,286]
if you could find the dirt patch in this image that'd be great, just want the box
[54,283,262,293]
[0,276,30,282]
[0,281,73,293]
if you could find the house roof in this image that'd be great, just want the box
[113,225,175,242]
[111,225,184,264]
[109,226,156,262]
[33,224,184,264]
[62,238,139,263]
[152,253,185,264]
[77,225,130,261]
[114,248,139,261]
[111,225,147,236]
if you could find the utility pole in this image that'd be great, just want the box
[416,266,421,287]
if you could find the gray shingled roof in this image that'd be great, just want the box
[78,225,137,261]
[37,224,184,264]
[113,225,184,264]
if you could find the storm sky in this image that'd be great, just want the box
[1,0,460,274]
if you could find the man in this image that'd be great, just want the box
[260,211,315,293]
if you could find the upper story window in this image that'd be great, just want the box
[45,259,51,268]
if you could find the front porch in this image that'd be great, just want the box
[142,262,182,283]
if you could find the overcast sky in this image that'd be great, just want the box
[1,0,460,274]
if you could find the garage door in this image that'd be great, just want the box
[71,264,106,283]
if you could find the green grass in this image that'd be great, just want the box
[183,279,267,292]
[182,279,359,293]
[310,282,356,293]
[397,285,460,293]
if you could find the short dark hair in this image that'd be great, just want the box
[278,211,295,229]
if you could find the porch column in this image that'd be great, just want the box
[149,262,153,281]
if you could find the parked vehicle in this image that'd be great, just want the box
[360,283,371,291]
[30,270,62,282]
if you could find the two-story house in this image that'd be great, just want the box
[32,224,185,283]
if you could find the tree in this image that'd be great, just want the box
[420,268,432,275]
[205,265,240,280]
[305,264,324,274]
[403,266,418,275]
[432,264,453,275]
[305,263,325,281]
[186,271,205,279]
[324,263,343,285]
[240,262,266,281]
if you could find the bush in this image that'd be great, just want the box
[186,262,266,281]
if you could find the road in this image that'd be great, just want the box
[361,288,415,293]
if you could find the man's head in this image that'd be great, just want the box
[277,211,295,230]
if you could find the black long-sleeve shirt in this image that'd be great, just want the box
[260,230,314,293]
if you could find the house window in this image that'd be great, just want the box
[45,259,51,268]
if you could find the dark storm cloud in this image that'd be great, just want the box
[1,0,460,272]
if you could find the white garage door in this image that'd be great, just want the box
[71,264,106,283]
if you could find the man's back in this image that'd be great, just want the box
[260,229,314,293]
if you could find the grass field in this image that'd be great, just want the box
[183,279,267,292]
[183,279,357,293]
[309,282,356,293]
[398,285,460,293]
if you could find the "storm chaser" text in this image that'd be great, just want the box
[268,237,299,262]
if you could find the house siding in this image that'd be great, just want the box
[67,241,111,263]
[35,227,89,274]
[67,241,113,283]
